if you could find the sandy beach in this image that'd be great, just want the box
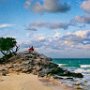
[0,73,74,90]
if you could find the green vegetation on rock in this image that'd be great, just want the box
[0,37,19,61]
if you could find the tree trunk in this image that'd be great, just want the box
[13,45,19,55]
[0,50,7,56]
[15,45,19,53]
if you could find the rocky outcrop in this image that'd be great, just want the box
[0,51,83,78]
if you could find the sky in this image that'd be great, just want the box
[0,0,90,58]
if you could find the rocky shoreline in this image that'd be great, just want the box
[0,51,83,79]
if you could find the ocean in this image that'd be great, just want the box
[52,58,90,90]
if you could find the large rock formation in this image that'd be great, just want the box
[0,51,83,78]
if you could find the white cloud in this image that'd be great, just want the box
[0,24,14,29]
[25,0,70,13]
[81,0,90,13]
[24,0,32,9]
[33,34,46,42]
[62,30,90,46]
[74,30,90,38]
[20,30,90,51]
[74,16,90,24]
[28,21,69,30]
[53,31,61,38]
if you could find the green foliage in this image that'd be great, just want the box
[0,37,16,51]
[0,37,19,59]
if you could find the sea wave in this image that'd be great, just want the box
[74,68,90,75]
[58,64,66,67]
[80,65,90,68]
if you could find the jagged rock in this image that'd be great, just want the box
[0,66,8,76]
[0,51,83,78]
[12,64,21,71]
[53,75,74,80]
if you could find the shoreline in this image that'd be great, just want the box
[0,52,85,90]
[0,73,75,90]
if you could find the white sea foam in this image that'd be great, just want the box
[58,64,66,67]
[74,68,90,74]
[80,65,90,68]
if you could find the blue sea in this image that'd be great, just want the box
[52,58,90,90]
[52,58,90,74]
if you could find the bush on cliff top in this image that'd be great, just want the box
[0,37,19,61]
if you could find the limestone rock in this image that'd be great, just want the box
[0,51,83,78]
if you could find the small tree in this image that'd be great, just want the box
[0,37,19,58]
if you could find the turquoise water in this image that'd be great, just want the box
[52,58,90,68]
[52,58,90,75]
[52,58,90,90]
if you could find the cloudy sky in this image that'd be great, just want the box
[0,0,90,58]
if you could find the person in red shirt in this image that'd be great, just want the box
[28,46,34,53]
